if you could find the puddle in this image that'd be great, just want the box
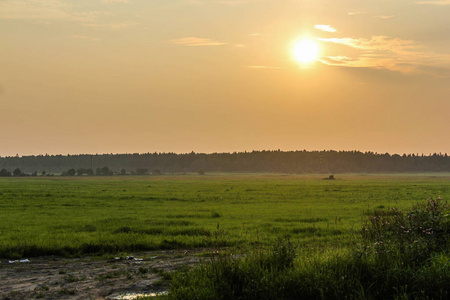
[8,259,30,263]
[109,291,168,299]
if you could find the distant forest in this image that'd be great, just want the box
[1,150,450,176]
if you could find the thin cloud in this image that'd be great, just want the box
[416,0,450,4]
[170,37,226,46]
[320,56,358,65]
[318,36,450,76]
[318,36,416,52]
[0,0,104,22]
[374,15,394,19]
[348,11,366,15]
[314,25,336,32]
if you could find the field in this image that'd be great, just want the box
[1,173,449,258]
[0,174,449,299]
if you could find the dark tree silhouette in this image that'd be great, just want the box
[13,168,22,176]
[101,166,111,176]
[0,150,449,175]
[0,169,11,177]
[136,168,148,175]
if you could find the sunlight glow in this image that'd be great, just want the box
[293,39,320,64]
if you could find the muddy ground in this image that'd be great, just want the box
[0,249,208,300]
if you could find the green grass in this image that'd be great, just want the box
[166,198,449,300]
[0,173,449,258]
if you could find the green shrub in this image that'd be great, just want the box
[361,198,449,266]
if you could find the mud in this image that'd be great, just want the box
[0,249,206,300]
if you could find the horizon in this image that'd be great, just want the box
[2,148,448,159]
[1,0,449,157]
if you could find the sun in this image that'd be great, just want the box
[292,39,320,64]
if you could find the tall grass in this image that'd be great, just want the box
[167,199,449,299]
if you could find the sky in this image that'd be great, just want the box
[1,0,450,157]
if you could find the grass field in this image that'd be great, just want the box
[1,173,449,259]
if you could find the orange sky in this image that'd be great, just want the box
[1,0,449,156]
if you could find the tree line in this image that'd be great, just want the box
[0,150,449,176]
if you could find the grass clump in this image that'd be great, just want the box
[211,211,222,218]
[361,197,449,266]
[169,237,297,300]
[168,199,449,299]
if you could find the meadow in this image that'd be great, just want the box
[0,173,449,259]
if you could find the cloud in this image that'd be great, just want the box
[318,36,416,52]
[314,25,336,32]
[374,15,394,19]
[348,11,366,15]
[170,37,226,46]
[416,0,450,5]
[0,0,103,22]
[318,36,450,76]
[0,0,131,30]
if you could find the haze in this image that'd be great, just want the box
[1,0,449,157]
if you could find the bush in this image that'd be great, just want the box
[361,198,449,266]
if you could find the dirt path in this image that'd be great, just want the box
[0,249,206,300]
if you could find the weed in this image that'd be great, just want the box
[34,284,49,291]
[64,273,85,283]
[58,288,77,295]
[97,270,123,280]
[211,211,221,218]
[113,226,133,234]
[152,279,165,287]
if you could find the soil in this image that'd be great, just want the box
[0,249,207,300]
